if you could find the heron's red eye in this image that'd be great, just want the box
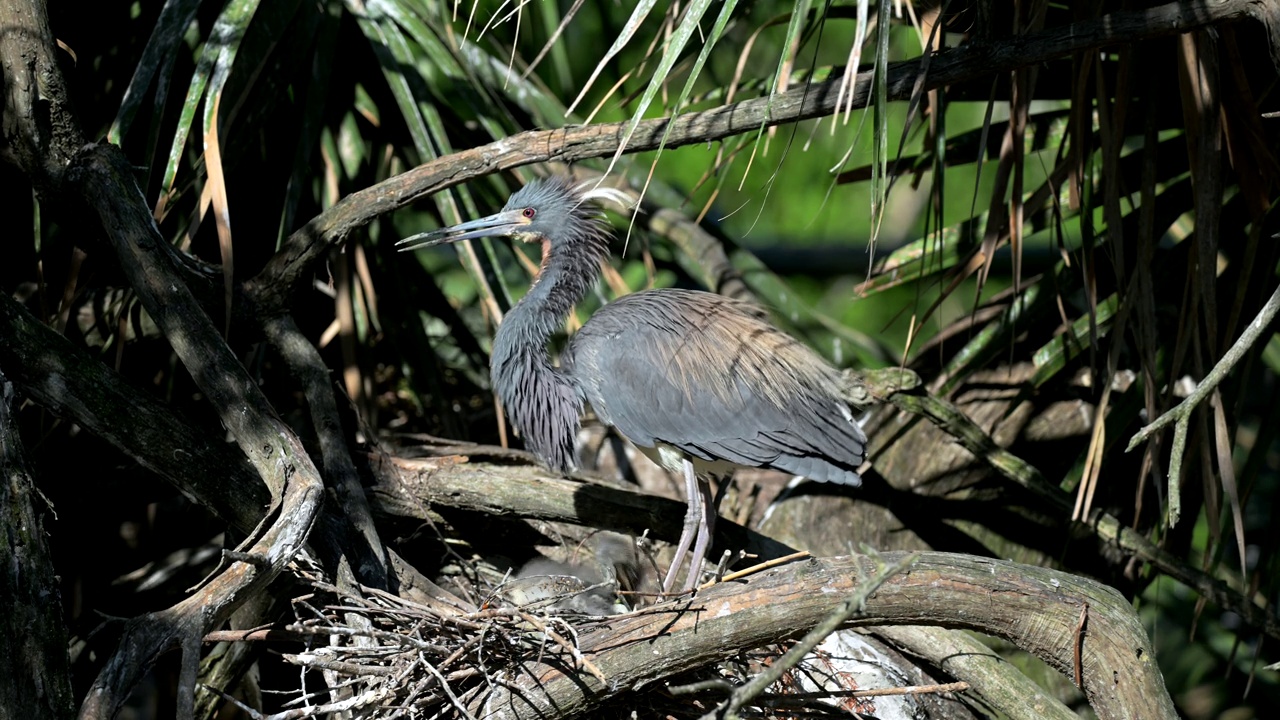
[522,208,536,219]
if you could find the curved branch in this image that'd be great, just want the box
[875,625,1079,720]
[248,0,1268,313]
[68,144,326,720]
[473,553,1175,720]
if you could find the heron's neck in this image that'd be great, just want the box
[489,242,599,472]
[494,241,600,365]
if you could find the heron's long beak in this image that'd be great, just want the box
[395,210,531,252]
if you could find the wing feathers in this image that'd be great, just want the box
[566,289,865,485]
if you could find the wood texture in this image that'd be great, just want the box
[472,553,1175,720]
[0,375,76,720]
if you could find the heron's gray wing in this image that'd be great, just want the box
[564,289,864,485]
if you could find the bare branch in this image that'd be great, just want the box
[250,0,1270,312]
[474,553,1176,720]
[67,145,326,720]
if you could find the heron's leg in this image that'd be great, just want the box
[682,476,718,592]
[662,457,702,593]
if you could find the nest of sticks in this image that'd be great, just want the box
[202,544,965,720]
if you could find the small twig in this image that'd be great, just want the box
[513,610,607,683]
[199,684,265,720]
[1074,602,1090,690]
[709,551,921,719]
[202,625,292,643]
[284,622,452,653]
[266,688,388,720]
[758,680,970,702]
[421,656,480,720]
[282,654,397,677]
[668,678,737,696]
[1125,282,1280,523]
[205,682,389,720]
[708,549,739,584]
[697,551,811,590]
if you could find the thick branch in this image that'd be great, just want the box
[0,0,84,186]
[67,143,326,720]
[248,0,1269,312]
[367,454,798,562]
[474,553,1174,720]
[0,293,270,531]
[0,373,76,720]
[874,626,1079,720]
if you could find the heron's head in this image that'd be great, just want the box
[396,176,631,253]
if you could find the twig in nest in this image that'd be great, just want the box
[202,682,390,720]
[282,654,397,677]
[514,609,607,683]
[421,656,479,720]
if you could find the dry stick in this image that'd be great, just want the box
[513,610,607,684]
[281,656,397,677]
[669,678,969,700]
[1074,602,1090,690]
[421,659,479,720]
[699,551,812,590]
[709,552,920,720]
[1126,281,1280,511]
[759,680,970,702]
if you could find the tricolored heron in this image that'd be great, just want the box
[398,176,866,593]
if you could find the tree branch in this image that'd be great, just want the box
[0,371,76,720]
[67,144,326,720]
[472,553,1175,720]
[248,0,1270,313]
[0,0,83,187]
[366,454,798,563]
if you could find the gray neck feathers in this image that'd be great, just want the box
[490,230,607,473]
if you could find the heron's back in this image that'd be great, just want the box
[563,289,864,484]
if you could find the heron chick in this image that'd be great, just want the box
[398,176,866,593]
